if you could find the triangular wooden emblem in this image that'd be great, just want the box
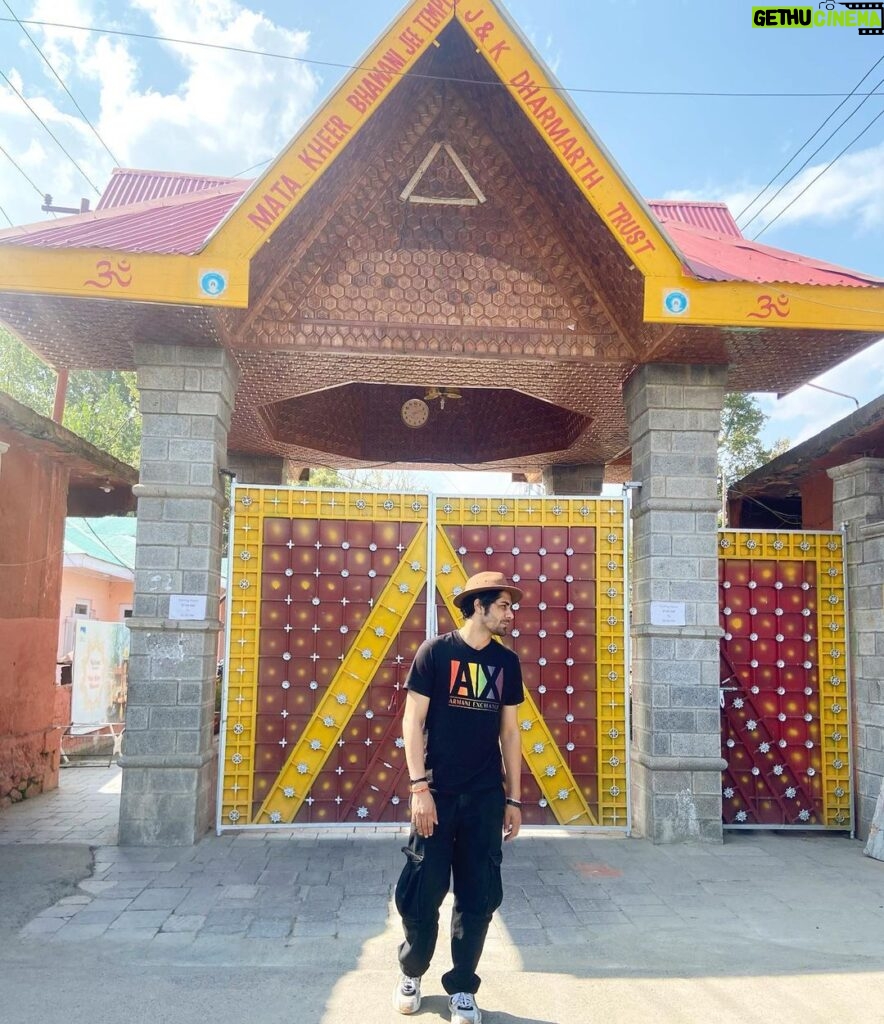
[399,141,486,207]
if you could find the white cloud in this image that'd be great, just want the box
[757,336,884,449]
[662,139,884,238]
[0,0,320,225]
[665,147,884,455]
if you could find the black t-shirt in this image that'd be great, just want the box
[404,631,524,794]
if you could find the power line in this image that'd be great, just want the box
[727,488,803,526]
[0,204,13,226]
[740,73,884,233]
[2,0,121,166]
[753,104,884,241]
[0,139,46,198]
[0,68,101,194]
[734,54,884,225]
[82,518,134,573]
[233,157,272,177]
[2,16,884,99]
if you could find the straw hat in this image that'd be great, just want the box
[453,571,524,610]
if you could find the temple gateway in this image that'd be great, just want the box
[1,0,882,845]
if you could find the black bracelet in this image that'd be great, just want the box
[409,776,428,785]
[505,798,522,808]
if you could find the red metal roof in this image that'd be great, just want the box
[661,218,882,288]
[96,167,246,210]
[2,169,880,288]
[0,185,247,255]
[648,200,742,238]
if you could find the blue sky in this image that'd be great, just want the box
[1,0,882,493]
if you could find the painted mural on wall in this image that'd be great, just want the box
[71,621,129,730]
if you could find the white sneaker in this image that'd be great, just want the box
[449,991,482,1024]
[393,974,421,1015]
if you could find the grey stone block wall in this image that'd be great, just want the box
[226,453,299,485]
[829,458,884,840]
[119,344,239,846]
[624,363,727,843]
[542,463,605,496]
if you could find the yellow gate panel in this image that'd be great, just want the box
[219,487,429,828]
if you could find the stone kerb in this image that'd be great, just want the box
[120,344,239,846]
[624,363,727,843]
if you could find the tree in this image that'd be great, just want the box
[347,468,421,492]
[0,327,141,466]
[299,466,349,488]
[301,467,421,491]
[719,392,789,489]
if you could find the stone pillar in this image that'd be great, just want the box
[119,344,239,846]
[624,364,727,843]
[226,453,295,485]
[542,463,605,496]
[828,458,884,843]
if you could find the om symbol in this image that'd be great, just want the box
[84,259,133,289]
[746,293,790,320]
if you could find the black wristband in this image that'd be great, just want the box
[409,776,428,785]
[505,798,522,808]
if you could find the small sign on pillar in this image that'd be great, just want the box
[650,601,686,627]
[169,594,208,621]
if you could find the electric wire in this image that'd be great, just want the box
[2,0,121,166]
[0,544,67,567]
[82,518,134,572]
[233,157,272,177]
[2,16,883,98]
[0,203,13,226]
[0,14,880,314]
[753,104,884,241]
[734,53,884,225]
[0,68,101,193]
[727,486,803,526]
[0,520,135,569]
[0,139,46,198]
[740,73,884,233]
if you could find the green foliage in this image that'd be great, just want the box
[0,327,141,466]
[0,327,55,415]
[719,392,789,486]
[300,466,350,488]
[300,467,420,491]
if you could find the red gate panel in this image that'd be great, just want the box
[719,531,851,829]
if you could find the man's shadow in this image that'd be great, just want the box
[419,996,556,1023]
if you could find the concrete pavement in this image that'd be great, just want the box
[1,766,883,1024]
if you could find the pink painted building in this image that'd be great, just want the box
[59,518,136,660]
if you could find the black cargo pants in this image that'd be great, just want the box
[395,786,505,995]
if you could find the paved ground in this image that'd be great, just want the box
[1,766,883,1024]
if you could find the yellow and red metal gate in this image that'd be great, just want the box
[218,487,629,831]
[718,529,852,830]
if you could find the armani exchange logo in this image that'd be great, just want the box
[449,660,504,711]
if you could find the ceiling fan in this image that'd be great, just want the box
[400,387,462,428]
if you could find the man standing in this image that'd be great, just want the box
[393,571,525,1024]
